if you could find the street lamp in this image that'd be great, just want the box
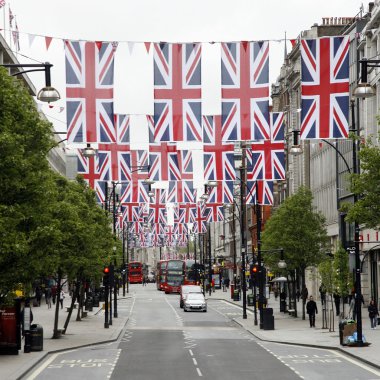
[202,181,218,296]
[1,62,60,102]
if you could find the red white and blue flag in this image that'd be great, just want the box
[247,112,285,180]
[65,41,116,143]
[221,41,270,141]
[205,202,224,222]
[167,181,196,203]
[77,150,110,189]
[154,43,202,142]
[300,36,349,139]
[245,180,274,205]
[178,203,196,224]
[191,202,207,234]
[149,189,167,224]
[207,181,235,204]
[203,116,236,181]
[115,114,130,144]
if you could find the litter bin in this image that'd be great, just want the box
[233,290,240,301]
[247,294,254,306]
[280,300,286,312]
[263,308,274,330]
[85,297,93,312]
[30,324,43,351]
[339,319,356,345]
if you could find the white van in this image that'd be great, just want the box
[179,285,202,308]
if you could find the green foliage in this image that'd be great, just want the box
[318,260,334,294]
[342,134,380,229]
[333,245,352,297]
[0,67,115,299]
[261,187,330,272]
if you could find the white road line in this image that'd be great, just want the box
[193,358,198,365]
[196,368,203,376]
[25,353,60,380]
[333,350,380,376]
[189,349,194,356]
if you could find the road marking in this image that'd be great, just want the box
[333,350,380,376]
[196,368,203,376]
[25,353,60,380]
[193,358,198,365]
[189,349,194,356]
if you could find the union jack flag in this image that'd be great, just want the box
[149,189,167,224]
[221,41,270,141]
[205,202,224,222]
[165,225,176,246]
[203,116,236,181]
[207,181,235,204]
[167,181,196,203]
[173,221,188,236]
[65,41,116,143]
[178,203,196,224]
[245,180,274,205]
[300,36,349,139]
[115,114,130,144]
[77,149,110,188]
[149,142,182,181]
[154,43,202,142]
[119,180,150,203]
[192,202,207,234]
[247,112,285,180]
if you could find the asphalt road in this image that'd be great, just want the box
[23,284,380,380]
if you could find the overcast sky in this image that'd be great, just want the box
[2,0,365,135]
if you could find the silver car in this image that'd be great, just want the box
[183,293,207,312]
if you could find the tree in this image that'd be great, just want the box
[0,67,56,302]
[261,187,330,319]
[342,134,380,229]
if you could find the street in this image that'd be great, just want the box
[23,284,380,380]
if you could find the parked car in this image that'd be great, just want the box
[183,293,207,312]
[180,285,202,308]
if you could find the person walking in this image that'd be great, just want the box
[368,299,379,329]
[59,290,65,309]
[46,288,52,309]
[306,295,318,327]
[333,293,341,316]
[142,276,146,286]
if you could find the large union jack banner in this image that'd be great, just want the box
[203,116,236,181]
[115,114,130,144]
[300,36,349,139]
[245,180,274,205]
[221,41,270,141]
[154,43,202,142]
[167,181,196,203]
[247,112,285,180]
[65,41,116,143]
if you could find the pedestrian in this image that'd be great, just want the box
[225,278,230,289]
[211,278,215,292]
[142,276,146,286]
[222,277,226,292]
[273,284,279,300]
[368,299,379,329]
[46,288,52,309]
[296,289,301,302]
[51,285,57,305]
[59,290,65,309]
[35,287,42,306]
[306,295,318,327]
[333,293,341,316]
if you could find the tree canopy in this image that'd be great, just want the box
[261,186,330,272]
[342,134,380,229]
[0,67,116,303]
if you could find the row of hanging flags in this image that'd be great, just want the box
[67,35,350,248]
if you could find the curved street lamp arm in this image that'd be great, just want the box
[321,139,352,174]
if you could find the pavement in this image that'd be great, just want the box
[0,285,379,380]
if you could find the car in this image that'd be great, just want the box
[183,293,207,312]
[180,285,202,308]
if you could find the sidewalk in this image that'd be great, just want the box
[0,294,130,380]
[208,287,380,369]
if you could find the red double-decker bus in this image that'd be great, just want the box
[163,260,184,294]
[156,260,168,291]
[129,261,143,284]
[183,260,204,285]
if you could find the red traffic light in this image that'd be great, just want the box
[252,265,258,273]
[103,267,110,274]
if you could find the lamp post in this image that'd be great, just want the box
[1,62,60,102]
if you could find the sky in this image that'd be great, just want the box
[2,0,365,139]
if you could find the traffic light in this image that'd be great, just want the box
[103,266,110,286]
[250,264,259,285]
